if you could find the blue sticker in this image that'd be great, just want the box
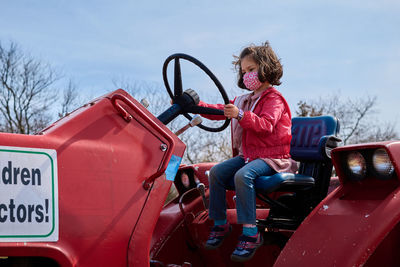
[165,154,182,181]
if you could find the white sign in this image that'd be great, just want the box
[0,146,58,242]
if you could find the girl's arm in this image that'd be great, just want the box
[239,94,285,133]
[197,100,234,120]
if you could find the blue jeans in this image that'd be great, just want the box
[208,156,276,225]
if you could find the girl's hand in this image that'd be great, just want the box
[224,104,239,119]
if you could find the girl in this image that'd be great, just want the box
[199,41,296,262]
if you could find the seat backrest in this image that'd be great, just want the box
[290,116,340,204]
[290,116,339,161]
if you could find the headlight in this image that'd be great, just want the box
[372,148,394,178]
[347,151,367,179]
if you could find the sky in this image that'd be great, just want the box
[1,0,400,132]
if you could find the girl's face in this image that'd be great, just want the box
[240,56,258,75]
[241,55,270,92]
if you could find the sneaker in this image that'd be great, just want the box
[204,223,232,250]
[230,232,264,262]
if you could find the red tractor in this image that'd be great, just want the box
[0,54,399,267]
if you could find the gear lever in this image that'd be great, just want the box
[175,115,202,136]
[196,183,208,210]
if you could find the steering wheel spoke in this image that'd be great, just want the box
[174,58,183,97]
[185,105,224,116]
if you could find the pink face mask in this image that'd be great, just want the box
[243,71,262,91]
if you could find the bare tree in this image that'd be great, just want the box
[296,93,398,144]
[181,128,231,164]
[58,79,79,118]
[112,78,171,117]
[0,41,59,134]
[360,122,398,143]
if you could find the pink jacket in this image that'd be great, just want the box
[198,87,292,161]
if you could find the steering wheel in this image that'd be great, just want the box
[162,53,230,132]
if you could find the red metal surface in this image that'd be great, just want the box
[274,141,400,266]
[111,93,176,188]
[0,89,185,267]
[274,180,400,266]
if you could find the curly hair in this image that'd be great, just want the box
[233,41,283,89]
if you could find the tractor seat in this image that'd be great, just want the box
[257,116,340,193]
[258,115,340,230]
[229,116,341,230]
